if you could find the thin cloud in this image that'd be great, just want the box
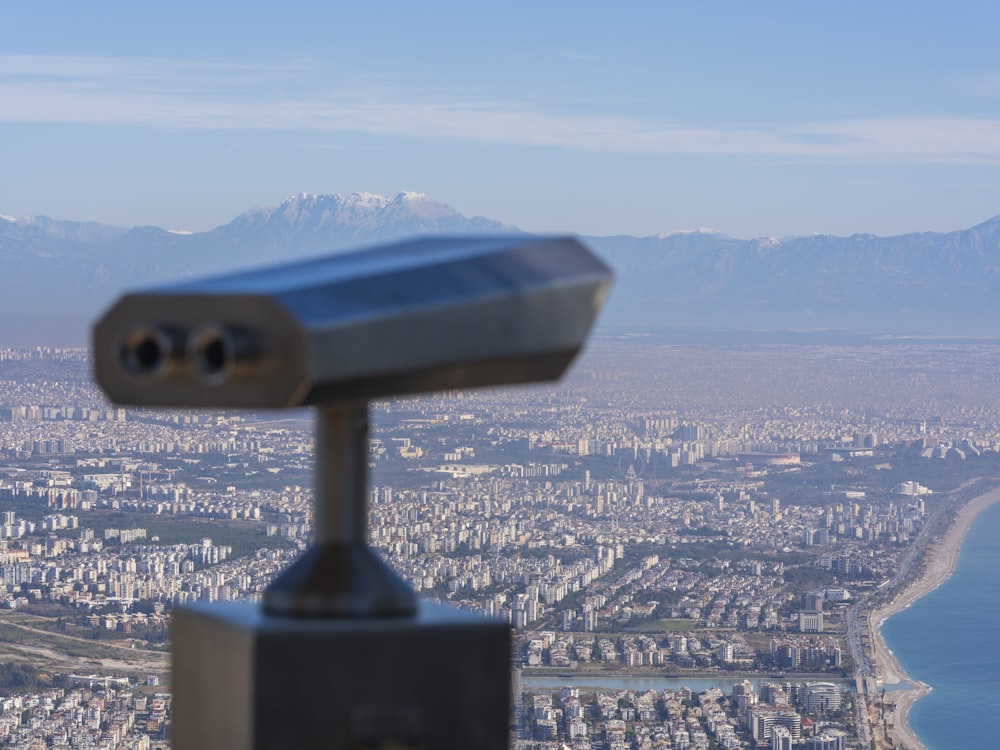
[2,55,1000,164]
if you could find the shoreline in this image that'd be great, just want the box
[867,484,1000,750]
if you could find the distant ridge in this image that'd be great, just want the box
[587,213,1000,335]
[1,193,999,345]
[0,192,517,345]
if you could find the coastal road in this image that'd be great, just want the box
[843,483,974,750]
[843,506,940,749]
[846,602,873,749]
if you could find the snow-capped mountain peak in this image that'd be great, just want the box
[656,227,726,239]
[212,192,516,258]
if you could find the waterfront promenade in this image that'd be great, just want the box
[865,483,1000,750]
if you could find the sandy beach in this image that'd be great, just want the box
[867,484,1000,750]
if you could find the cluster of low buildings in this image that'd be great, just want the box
[522,630,843,675]
[1,343,998,746]
[0,511,288,614]
[0,683,168,750]
[518,680,851,749]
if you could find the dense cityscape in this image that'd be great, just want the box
[1,339,999,749]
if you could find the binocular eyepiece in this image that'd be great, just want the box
[119,323,258,384]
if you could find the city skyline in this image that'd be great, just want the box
[0,340,996,748]
[3,2,1000,239]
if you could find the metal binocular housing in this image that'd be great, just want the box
[94,235,611,409]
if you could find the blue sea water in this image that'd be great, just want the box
[881,499,1000,750]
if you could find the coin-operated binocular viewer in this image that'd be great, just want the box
[93,235,612,750]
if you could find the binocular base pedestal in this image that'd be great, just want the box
[172,601,511,750]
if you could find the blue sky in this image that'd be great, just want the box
[2,1,1000,238]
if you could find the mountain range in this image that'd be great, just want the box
[2,191,1000,346]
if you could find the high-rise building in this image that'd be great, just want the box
[803,591,824,612]
[771,726,793,750]
[582,603,596,632]
[749,708,801,743]
[675,423,702,441]
[803,682,842,712]
[799,611,824,632]
[805,732,846,750]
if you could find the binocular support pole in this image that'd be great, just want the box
[171,400,510,750]
[262,401,417,617]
